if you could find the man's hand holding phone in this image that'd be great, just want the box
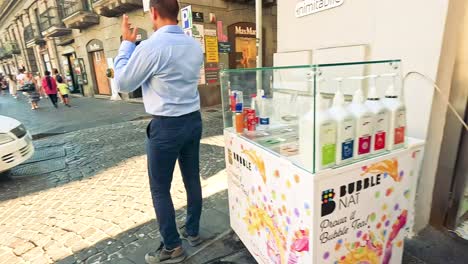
[121,14,138,43]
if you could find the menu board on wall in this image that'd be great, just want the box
[205,35,219,63]
[205,62,219,84]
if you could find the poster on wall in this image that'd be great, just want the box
[192,24,205,53]
[315,151,419,264]
[204,29,217,37]
[225,132,313,264]
[204,62,219,84]
[228,23,257,69]
[205,35,219,63]
[217,21,228,42]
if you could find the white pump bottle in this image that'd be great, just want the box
[348,87,374,159]
[364,75,389,154]
[381,74,406,150]
[329,78,356,164]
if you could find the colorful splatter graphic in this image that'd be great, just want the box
[361,159,400,182]
[244,205,287,263]
[382,210,408,264]
[242,149,267,183]
[338,232,383,264]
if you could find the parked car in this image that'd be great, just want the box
[0,115,34,174]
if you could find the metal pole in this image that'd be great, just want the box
[256,0,263,96]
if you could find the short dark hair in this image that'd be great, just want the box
[150,0,179,21]
[44,71,51,76]
[56,76,63,83]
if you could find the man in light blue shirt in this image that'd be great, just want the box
[114,1,204,263]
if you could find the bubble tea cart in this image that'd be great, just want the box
[221,60,425,264]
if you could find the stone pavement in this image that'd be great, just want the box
[1,98,467,264]
[0,94,149,137]
[0,107,234,264]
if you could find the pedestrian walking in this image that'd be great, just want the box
[42,71,58,108]
[7,74,17,98]
[53,68,64,103]
[56,76,71,107]
[35,72,47,99]
[114,1,204,263]
[0,74,7,96]
[23,72,40,110]
[16,69,26,87]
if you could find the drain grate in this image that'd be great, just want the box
[24,147,66,164]
[10,159,66,177]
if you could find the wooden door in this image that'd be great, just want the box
[92,50,110,95]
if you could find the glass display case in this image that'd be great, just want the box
[220,60,405,173]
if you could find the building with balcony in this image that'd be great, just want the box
[23,24,46,48]
[0,0,277,102]
[91,0,142,17]
[39,7,72,37]
[61,0,99,29]
[63,0,277,103]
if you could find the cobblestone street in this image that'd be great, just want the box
[0,107,243,264]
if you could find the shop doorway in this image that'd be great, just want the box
[87,39,110,95]
[430,4,468,239]
[62,52,82,94]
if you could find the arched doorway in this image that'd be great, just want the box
[86,39,110,95]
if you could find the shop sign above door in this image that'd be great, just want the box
[295,0,344,18]
[86,39,104,52]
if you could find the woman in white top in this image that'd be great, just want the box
[7,75,17,98]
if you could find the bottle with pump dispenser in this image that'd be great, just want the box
[299,102,315,172]
[348,86,374,159]
[364,75,389,154]
[329,78,356,164]
[315,95,337,170]
[381,74,406,150]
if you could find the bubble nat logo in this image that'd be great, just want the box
[321,189,336,217]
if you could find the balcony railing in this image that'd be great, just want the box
[92,0,142,17]
[39,7,62,31]
[61,0,99,29]
[0,46,12,59]
[0,47,6,60]
[39,7,72,37]
[62,0,91,18]
[24,24,46,46]
[24,24,35,43]
[4,41,21,55]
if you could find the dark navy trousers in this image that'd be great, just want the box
[146,111,203,249]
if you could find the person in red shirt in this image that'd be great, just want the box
[42,71,58,108]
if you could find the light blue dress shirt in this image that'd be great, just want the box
[114,25,204,117]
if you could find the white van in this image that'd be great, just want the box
[0,115,34,173]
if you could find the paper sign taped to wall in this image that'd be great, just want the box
[143,0,150,12]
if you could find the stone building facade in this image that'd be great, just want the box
[0,0,277,105]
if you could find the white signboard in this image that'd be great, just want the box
[143,0,150,12]
[295,0,344,18]
[181,5,193,30]
[192,24,205,53]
